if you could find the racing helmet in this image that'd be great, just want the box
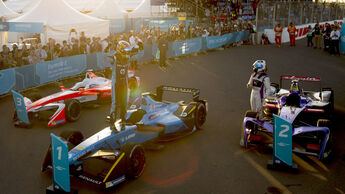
[289,80,300,94]
[252,60,266,72]
[116,40,131,53]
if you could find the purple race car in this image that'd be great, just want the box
[241,75,334,160]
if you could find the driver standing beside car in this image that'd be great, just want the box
[247,60,271,119]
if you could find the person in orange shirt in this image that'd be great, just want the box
[274,23,283,47]
[287,22,297,46]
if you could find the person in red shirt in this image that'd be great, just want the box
[287,22,297,46]
[274,23,283,47]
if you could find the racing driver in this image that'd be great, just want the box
[109,40,131,130]
[246,60,271,118]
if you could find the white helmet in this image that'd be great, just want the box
[252,60,266,72]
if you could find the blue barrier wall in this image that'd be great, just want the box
[36,55,87,84]
[0,31,249,95]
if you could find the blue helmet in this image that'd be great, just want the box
[252,60,266,72]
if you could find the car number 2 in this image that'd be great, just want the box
[279,125,289,138]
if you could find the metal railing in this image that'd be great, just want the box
[257,0,345,31]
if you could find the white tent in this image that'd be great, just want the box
[116,0,151,18]
[0,0,19,19]
[64,0,100,12]
[88,0,125,19]
[10,0,109,44]
[4,0,40,14]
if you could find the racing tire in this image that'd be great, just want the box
[321,88,334,117]
[12,110,33,128]
[270,83,280,94]
[317,119,333,162]
[60,130,84,146]
[195,102,207,129]
[41,145,52,172]
[121,143,146,179]
[65,99,81,122]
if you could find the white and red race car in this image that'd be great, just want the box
[13,70,140,128]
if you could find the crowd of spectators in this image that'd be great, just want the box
[306,21,342,56]
[0,0,260,70]
[0,16,253,71]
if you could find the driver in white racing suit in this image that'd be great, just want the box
[247,60,271,118]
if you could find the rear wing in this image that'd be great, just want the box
[280,75,321,89]
[156,85,200,101]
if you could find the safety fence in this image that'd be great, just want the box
[109,17,195,33]
[0,31,249,96]
[264,19,343,44]
[257,1,345,31]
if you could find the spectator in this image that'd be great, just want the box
[313,23,322,49]
[323,23,332,51]
[34,44,47,63]
[307,25,314,47]
[71,39,80,55]
[27,49,38,65]
[68,28,79,45]
[274,23,283,48]
[61,40,71,57]
[330,25,340,56]
[287,22,297,47]
[54,43,62,58]
[158,34,169,71]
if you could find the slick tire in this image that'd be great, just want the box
[270,83,280,94]
[195,102,207,129]
[65,99,81,122]
[321,88,334,116]
[121,143,145,179]
[60,130,84,146]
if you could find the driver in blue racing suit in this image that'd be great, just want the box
[247,60,271,119]
[109,40,131,130]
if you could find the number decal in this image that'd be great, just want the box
[16,97,22,106]
[279,125,289,137]
[56,146,62,160]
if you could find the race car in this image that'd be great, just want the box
[12,70,140,128]
[241,75,334,160]
[41,85,208,191]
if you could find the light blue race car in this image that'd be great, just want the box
[42,85,208,190]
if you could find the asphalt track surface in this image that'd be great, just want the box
[1,40,345,194]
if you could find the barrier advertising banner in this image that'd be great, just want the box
[264,20,343,44]
[36,55,87,84]
[0,69,15,95]
[206,35,230,49]
[173,38,202,56]
[0,22,44,33]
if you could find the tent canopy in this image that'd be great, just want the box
[88,0,126,19]
[4,0,40,13]
[10,0,109,43]
[0,0,19,19]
